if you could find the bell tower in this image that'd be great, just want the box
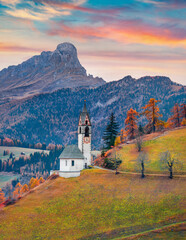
[78,100,91,166]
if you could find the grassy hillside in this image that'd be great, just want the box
[0,169,185,240]
[114,127,186,174]
[0,146,49,162]
[0,174,19,188]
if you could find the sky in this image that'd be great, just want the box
[0,0,186,85]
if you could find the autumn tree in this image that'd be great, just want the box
[142,98,162,133]
[120,129,127,143]
[0,188,5,204]
[136,152,148,178]
[180,103,186,126]
[103,113,119,149]
[125,108,138,139]
[114,136,121,147]
[21,184,29,194]
[168,103,181,128]
[29,177,39,189]
[39,177,45,184]
[160,151,182,179]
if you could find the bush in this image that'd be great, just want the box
[104,158,122,170]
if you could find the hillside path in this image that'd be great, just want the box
[94,166,186,178]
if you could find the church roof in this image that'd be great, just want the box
[59,145,84,159]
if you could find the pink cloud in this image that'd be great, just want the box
[47,20,186,47]
[0,42,43,52]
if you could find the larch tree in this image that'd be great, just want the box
[21,184,29,194]
[120,129,127,143]
[39,177,45,184]
[180,103,186,126]
[168,103,181,128]
[142,98,162,133]
[114,136,121,147]
[0,188,5,204]
[125,108,138,140]
[103,113,119,149]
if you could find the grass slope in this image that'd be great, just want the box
[0,174,19,188]
[0,146,49,162]
[115,127,186,174]
[0,169,185,240]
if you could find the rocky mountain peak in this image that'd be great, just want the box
[0,42,105,102]
[56,42,77,54]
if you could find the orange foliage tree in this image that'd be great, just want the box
[29,177,39,189]
[0,188,5,204]
[168,103,181,128]
[125,108,139,139]
[120,129,127,143]
[114,136,121,146]
[39,177,45,184]
[180,103,186,126]
[21,184,29,194]
[142,98,162,132]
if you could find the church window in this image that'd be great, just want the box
[79,127,81,133]
[85,126,89,137]
[72,160,74,166]
[85,120,88,125]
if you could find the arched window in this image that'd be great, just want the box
[79,127,81,133]
[85,120,88,125]
[85,126,89,137]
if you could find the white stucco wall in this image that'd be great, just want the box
[78,134,83,152]
[83,141,91,166]
[60,158,84,172]
[50,170,80,178]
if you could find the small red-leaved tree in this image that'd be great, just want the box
[125,108,138,140]
[168,103,181,128]
[180,103,186,126]
[0,188,5,204]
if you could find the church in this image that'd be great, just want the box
[50,101,92,178]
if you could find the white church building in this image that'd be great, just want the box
[50,101,92,178]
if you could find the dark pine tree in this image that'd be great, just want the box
[103,113,119,149]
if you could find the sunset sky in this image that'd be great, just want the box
[0,0,186,84]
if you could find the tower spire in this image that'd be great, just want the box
[82,100,87,112]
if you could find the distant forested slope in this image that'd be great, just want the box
[0,76,185,148]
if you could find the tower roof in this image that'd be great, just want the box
[79,101,91,125]
[82,100,87,112]
[59,145,84,159]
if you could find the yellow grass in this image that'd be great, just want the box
[0,169,185,240]
[116,127,186,174]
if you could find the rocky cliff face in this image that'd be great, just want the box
[0,42,105,102]
[0,75,185,148]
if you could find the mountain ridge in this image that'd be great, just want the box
[0,42,105,102]
[0,75,185,148]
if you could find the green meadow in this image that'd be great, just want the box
[0,169,185,239]
[115,127,186,174]
[0,174,20,188]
